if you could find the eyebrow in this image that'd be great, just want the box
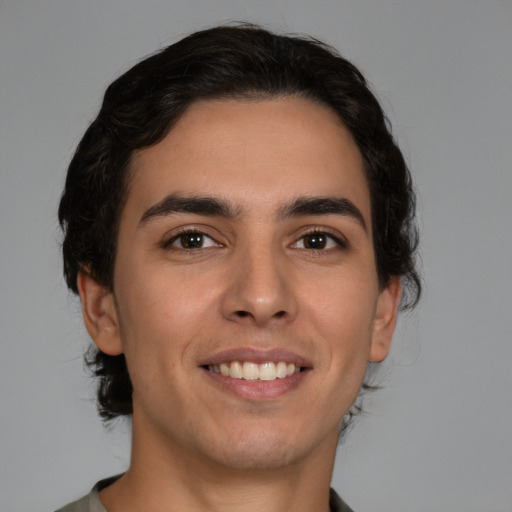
[139,193,239,225]
[139,193,367,232]
[279,196,367,232]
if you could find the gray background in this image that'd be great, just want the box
[1,1,511,511]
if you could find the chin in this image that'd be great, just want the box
[200,423,332,472]
[211,440,302,471]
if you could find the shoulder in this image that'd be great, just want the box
[54,475,120,512]
[54,490,104,512]
[54,492,96,512]
[330,487,355,512]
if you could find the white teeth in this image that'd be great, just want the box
[208,361,301,381]
[230,361,243,379]
[242,362,259,380]
[259,362,276,381]
[276,361,287,379]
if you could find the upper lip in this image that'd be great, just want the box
[198,347,312,368]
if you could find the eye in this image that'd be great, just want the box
[166,231,219,250]
[293,231,346,250]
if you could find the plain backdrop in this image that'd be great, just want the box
[1,2,511,511]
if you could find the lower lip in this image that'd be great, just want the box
[201,368,309,400]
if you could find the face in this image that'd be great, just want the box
[80,97,400,473]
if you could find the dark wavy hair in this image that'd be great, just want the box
[59,24,421,421]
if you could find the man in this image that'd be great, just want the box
[57,24,420,512]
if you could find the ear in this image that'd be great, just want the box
[77,270,123,356]
[369,276,401,362]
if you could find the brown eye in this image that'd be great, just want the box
[303,233,328,249]
[179,233,204,248]
[293,231,345,251]
[167,231,218,250]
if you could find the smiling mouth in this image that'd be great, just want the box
[205,361,303,381]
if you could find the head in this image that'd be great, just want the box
[59,24,420,426]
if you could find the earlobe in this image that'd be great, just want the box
[369,276,401,363]
[77,270,123,356]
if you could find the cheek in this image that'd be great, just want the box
[299,270,378,382]
[302,268,378,333]
[114,267,221,360]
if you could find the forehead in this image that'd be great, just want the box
[126,97,370,221]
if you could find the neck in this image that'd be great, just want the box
[99,410,338,512]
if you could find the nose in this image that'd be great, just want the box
[221,244,297,327]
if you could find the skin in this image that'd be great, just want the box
[79,97,401,512]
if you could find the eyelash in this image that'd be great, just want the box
[292,229,348,252]
[162,229,219,251]
[161,227,348,252]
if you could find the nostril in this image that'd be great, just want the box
[235,310,286,319]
